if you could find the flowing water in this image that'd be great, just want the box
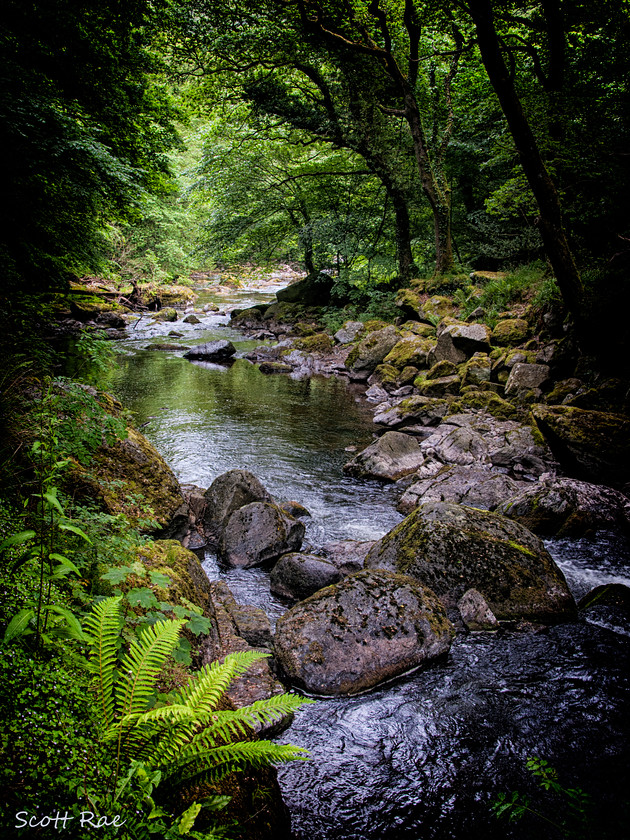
[104,286,630,839]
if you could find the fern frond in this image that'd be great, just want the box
[171,650,269,714]
[83,596,123,729]
[116,618,185,718]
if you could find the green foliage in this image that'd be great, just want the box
[492,756,593,838]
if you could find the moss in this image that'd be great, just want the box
[135,539,211,610]
[450,391,520,421]
[291,332,334,352]
[362,319,390,332]
[383,336,433,369]
[491,318,529,346]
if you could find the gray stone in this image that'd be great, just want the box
[218,501,305,568]
[183,340,236,362]
[397,465,521,514]
[343,431,424,481]
[203,469,271,534]
[346,326,400,377]
[505,363,550,397]
[274,569,455,696]
[276,271,334,306]
[373,396,450,428]
[334,321,365,344]
[270,553,343,601]
[496,476,630,536]
[365,501,576,623]
[183,314,201,324]
[458,588,499,631]
[432,322,491,365]
[321,540,376,574]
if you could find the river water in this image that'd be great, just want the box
[104,286,630,840]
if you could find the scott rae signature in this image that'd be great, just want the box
[15,811,126,829]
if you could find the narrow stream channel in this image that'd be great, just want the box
[102,286,630,840]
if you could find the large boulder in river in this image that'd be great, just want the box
[218,501,305,568]
[203,469,272,534]
[343,431,424,481]
[397,465,521,514]
[276,271,334,306]
[183,340,236,362]
[270,553,343,601]
[274,569,455,696]
[495,477,630,536]
[531,405,630,486]
[345,326,400,378]
[364,501,576,623]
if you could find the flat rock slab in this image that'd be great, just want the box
[184,340,236,361]
[274,569,454,696]
[397,465,521,514]
[365,501,575,623]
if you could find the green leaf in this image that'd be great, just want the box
[44,605,86,641]
[3,608,35,643]
[58,522,93,544]
[43,491,64,514]
[185,614,211,636]
[173,637,192,665]
[0,530,36,553]
[49,553,82,576]
[172,604,191,619]
[178,802,201,834]
[127,588,160,609]
[101,566,134,584]
[149,571,171,588]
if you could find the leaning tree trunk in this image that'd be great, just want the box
[468,0,584,323]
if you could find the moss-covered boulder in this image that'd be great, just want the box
[85,426,184,528]
[531,405,630,486]
[422,295,455,321]
[491,318,530,346]
[461,353,492,386]
[373,395,450,428]
[343,431,424,481]
[432,321,492,365]
[334,321,365,344]
[290,332,334,353]
[414,374,461,397]
[274,569,455,696]
[495,477,630,536]
[449,391,520,421]
[395,288,423,319]
[364,501,576,623]
[153,307,178,322]
[135,539,212,611]
[383,336,434,370]
[345,325,400,378]
[218,501,305,568]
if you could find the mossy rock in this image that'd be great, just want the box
[395,288,423,319]
[400,321,436,338]
[345,325,400,374]
[383,336,434,370]
[422,295,456,321]
[370,363,400,386]
[491,318,530,346]
[135,539,212,611]
[70,296,120,319]
[291,332,334,352]
[364,501,575,623]
[450,391,520,421]
[414,374,461,397]
[426,359,458,380]
[153,307,178,322]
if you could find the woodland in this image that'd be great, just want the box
[1,1,630,839]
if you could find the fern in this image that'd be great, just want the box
[83,596,123,728]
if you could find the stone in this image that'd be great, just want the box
[414,374,461,397]
[343,431,425,481]
[183,340,236,362]
[426,360,458,380]
[135,539,212,612]
[183,313,201,324]
[259,361,293,374]
[278,500,311,518]
[96,310,126,329]
[364,501,576,623]
[153,307,178,322]
[491,318,529,346]
[320,540,375,573]
[203,469,272,534]
[397,465,521,514]
[270,553,343,601]
[383,337,433,370]
[334,321,365,344]
[432,321,492,365]
[373,395,450,429]
[226,603,274,648]
[395,288,423,319]
[531,405,630,486]
[276,271,334,306]
[495,477,630,536]
[345,326,400,378]
[146,342,182,351]
[505,363,550,398]
[422,295,455,321]
[218,501,305,568]
[274,569,455,696]
[461,354,492,386]
[457,588,499,631]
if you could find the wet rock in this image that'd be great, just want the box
[146,342,183,351]
[364,501,576,623]
[320,540,375,573]
[531,404,630,486]
[343,431,424,481]
[270,553,343,601]
[495,477,630,536]
[278,500,311,518]
[491,318,529,346]
[373,395,450,429]
[274,569,455,696]
[227,603,274,649]
[135,539,212,612]
[397,465,521,514]
[345,326,400,379]
[183,340,237,362]
[276,271,334,306]
[153,307,178,322]
[218,501,305,568]
[96,310,126,329]
[183,313,201,324]
[203,469,272,534]
[578,583,630,611]
[505,363,550,399]
[334,321,365,344]
[259,361,294,374]
[457,588,499,631]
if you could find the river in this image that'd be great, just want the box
[102,285,630,840]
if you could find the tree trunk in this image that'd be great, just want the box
[468,0,584,322]
[391,189,419,282]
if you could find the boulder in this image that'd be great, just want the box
[457,588,499,631]
[397,465,521,514]
[183,340,236,362]
[532,405,630,486]
[422,295,455,321]
[373,395,450,429]
[334,321,365,344]
[203,469,272,534]
[461,354,492,386]
[383,337,433,370]
[153,307,178,322]
[415,374,461,397]
[345,326,400,378]
[270,553,343,601]
[495,477,630,536]
[343,431,424,481]
[274,569,455,696]
[491,318,529,346]
[276,271,334,306]
[320,540,375,574]
[364,501,576,623]
[505,363,550,399]
[183,313,201,324]
[218,501,305,568]
[432,321,491,365]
